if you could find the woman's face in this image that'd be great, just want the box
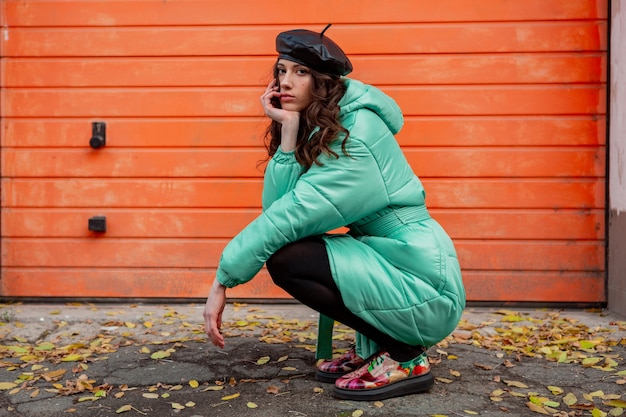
[276,59,314,112]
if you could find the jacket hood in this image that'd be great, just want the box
[338,78,404,135]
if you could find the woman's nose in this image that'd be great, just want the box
[280,73,292,89]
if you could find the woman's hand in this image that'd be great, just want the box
[203,279,227,348]
[260,80,299,151]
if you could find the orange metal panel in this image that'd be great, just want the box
[0,0,607,303]
[424,180,605,210]
[1,179,604,209]
[0,269,289,299]
[2,23,607,57]
[0,239,604,271]
[0,179,264,208]
[1,209,605,241]
[2,117,606,148]
[1,148,606,178]
[3,0,608,27]
[462,271,606,303]
[3,54,607,87]
[0,270,604,303]
[1,119,265,148]
[2,86,606,117]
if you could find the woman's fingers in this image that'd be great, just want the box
[203,281,227,348]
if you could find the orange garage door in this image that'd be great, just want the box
[0,0,607,303]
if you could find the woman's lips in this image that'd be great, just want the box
[280,94,295,102]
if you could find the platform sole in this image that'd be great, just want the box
[332,372,434,401]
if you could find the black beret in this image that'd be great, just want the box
[276,24,353,77]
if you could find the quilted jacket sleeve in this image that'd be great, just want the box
[261,147,305,211]
[216,129,390,288]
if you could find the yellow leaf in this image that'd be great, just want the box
[202,386,224,392]
[221,393,240,401]
[142,393,159,399]
[171,403,185,410]
[140,347,150,354]
[563,392,578,406]
[42,369,66,381]
[592,408,607,417]
[547,385,564,395]
[257,356,271,365]
[0,382,17,390]
[436,377,453,383]
[247,402,258,408]
[503,379,528,388]
[450,370,461,377]
[282,367,297,371]
[185,402,195,407]
[352,410,364,417]
[169,385,183,391]
[526,401,550,415]
[464,411,479,415]
[604,399,626,408]
[124,322,136,328]
[34,342,55,351]
[30,389,39,398]
[490,389,505,397]
[374,401,384,408]
[61,354,83,362]
[78,396,99,402]
[501,315,523,322]
[116,405,132,413]
[150,350,170,360]
[583,357,603,367]
[189,380,199,388]
[539,347,553,355]
[143,321,153,328]
[277,355,289,362]
[161,393,170,398]
[529,396,548,405]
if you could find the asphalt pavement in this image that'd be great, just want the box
[0,302,624,417]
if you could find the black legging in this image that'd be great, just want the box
[266,237,424,362]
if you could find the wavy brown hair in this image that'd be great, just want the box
[263,63,350,170]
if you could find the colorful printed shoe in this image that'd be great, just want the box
[315,346,366,383]
[333,350,433,401]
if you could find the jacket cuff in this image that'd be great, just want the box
[216,267,239,289]
[272,147,298,164]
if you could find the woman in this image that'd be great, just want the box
[203,25,466,401]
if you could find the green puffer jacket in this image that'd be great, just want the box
[216,78,466,359]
